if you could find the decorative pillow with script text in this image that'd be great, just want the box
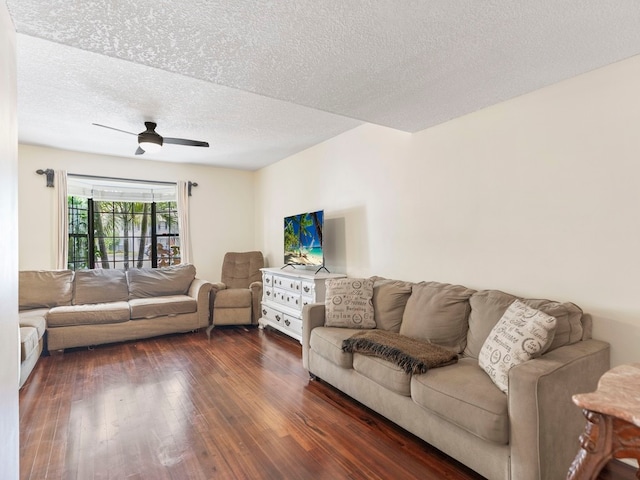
[479,299,557,393]
[325,278,375,329]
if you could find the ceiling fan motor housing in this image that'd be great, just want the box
[138,122,163,147]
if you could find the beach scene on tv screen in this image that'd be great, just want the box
[284,211,323,266]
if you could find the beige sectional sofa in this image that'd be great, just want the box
[302,277,610,480]
[18,265,212,385]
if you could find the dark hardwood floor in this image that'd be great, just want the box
[19,326,635,480]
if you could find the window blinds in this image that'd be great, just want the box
[67,175,176,203]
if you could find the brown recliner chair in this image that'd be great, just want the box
[209,251,264,331]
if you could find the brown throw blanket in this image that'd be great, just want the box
[342,330,458,374]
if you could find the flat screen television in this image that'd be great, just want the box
[284,210,324,269]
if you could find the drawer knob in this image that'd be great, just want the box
[285,319,290,326]
[275,314,281,321]
[262,309,267,315]
[303,286,310,293]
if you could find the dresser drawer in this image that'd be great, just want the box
[273,287,302,309]
[301,280,316,297]
[274,276,301,294]
[263,285,274,301]
[283,314,302,337]
[261,304,284,325]
[301,295,315,309]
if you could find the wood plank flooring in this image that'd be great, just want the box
[19,326,635,480]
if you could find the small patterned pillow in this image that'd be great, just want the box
[325,278,375,329]
[479,299,557,394]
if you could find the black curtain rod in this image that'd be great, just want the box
[36,170,198,195]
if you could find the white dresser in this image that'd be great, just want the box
[258,267,345,342]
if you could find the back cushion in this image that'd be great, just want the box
[464,290,584,359]
[221,251,264,289]
[399,281,476,353]
[519,298,583,350]
[19,270,74,309]
[371,277,413,332]
[127,264,196,298]
[74,269,129,305]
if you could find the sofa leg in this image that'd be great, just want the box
[206,324,215,339]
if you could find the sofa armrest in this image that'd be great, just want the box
[210,282,226,293]
[302,303,326,370]
[188,278,213,327]
[508,339,610,480]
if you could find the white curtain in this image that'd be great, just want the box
[54,169,68,270]
[177,181,192,264]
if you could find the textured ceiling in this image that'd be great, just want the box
[7,1,640,170]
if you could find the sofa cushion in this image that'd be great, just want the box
[129,295,197,320]
[371,277,413,332]
[399,281,476,353]
[411,358,509,444]
[47,302,131,327]
[18,309,47,338]
[524,299,583,350]
[20,326,40,362]
[74,269,129,305]
[19,270,74,309]
[479,300,557,394]
[464,290,584,359]
[127,264,196,299]
[214,288,251,308]
[353,353,411,396]
[309,327,359,369]
[324,278,375,329]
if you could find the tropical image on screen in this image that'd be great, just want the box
[284,210,324,267]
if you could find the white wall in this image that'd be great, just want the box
[255,54,640,368]
[18,146,256,282]
[0,3,20,479]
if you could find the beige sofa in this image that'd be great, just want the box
[18,265,212,379]
[302,277,610,480]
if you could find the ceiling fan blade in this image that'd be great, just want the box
[135,147,145,155]
[163,137,209,147]
[92,123,137,136]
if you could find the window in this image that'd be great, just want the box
[66,177,181,270]
[68,197,181,270]
[68,196,89,270]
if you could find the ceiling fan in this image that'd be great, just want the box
[93,121,209,155]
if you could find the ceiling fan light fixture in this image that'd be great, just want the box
[138,131,163,153]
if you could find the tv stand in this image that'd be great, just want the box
[281,264,331,274]
[258,268,345,342]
